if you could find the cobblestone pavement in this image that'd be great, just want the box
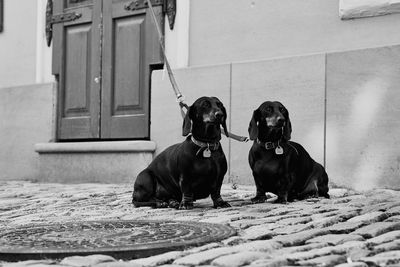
[1,181,400,267]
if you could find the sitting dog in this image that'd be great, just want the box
[248,101,329,203]
[132,96,231,209]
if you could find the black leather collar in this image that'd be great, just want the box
[191,136,220,150]
[256,138,280,150]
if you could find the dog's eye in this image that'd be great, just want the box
[266,107,272,113]
[279,107,285,113]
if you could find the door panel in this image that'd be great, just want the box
[53,0,102,139]
[64,24,91,117]
[101,0,163,139]
[112,16,144,115]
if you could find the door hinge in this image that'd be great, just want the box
[164,0,176,30]
[45,0,82,47]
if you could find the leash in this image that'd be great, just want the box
[146,0,248,142]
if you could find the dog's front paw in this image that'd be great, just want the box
[179,201,194,210]
[168,199,180,209]
[155,201,169,208]
[213,199,231,209]
[251,195,268,203]
[275,195,288,204]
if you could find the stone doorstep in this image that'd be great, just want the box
[34,141,156,153]
[34,141,156,183]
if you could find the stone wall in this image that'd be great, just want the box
[151,45,400,190]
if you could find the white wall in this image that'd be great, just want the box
[0,0,53,88]
[165,0,190,68]
[0,83,54,181]
[188,0,400,66]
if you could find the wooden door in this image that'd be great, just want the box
[101,0,163,139]
[52,0,102,139]
[52,0,163,140]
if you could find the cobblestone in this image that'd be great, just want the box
[335,263,368,267]
[59,255,116,267]
[210,251,268,267]
[361,250,400,266]
[1,182,400,266]
[305,234,365,245]
[353,221,400,238]
[296,254,347,266]
[365,230,400,245]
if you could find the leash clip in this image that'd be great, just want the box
[176,94,185,103]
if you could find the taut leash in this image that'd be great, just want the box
[146,0,248,142]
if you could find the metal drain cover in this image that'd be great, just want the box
[0,220,236,261]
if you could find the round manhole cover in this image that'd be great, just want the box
[0,220,236,261]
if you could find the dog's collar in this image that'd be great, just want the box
[256,138,279,150]
[256,138,299,156]
[191,136,220,150]
[256,138,285,155]
[191,136,220,157]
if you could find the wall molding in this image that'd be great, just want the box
[340,0,400,19]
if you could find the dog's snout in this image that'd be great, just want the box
[277,117,285,126]
[215,110,224,119]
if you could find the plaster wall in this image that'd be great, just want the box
[188,0,400,66]
[0,0,53,88]
[0,83,54,181]
[0,0,37,87]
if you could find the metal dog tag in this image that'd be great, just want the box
[203,148,211,158]
[275,146,284,155]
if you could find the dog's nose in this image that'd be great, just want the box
[215,111,224,120]
[277,117,285,126]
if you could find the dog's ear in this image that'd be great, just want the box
[220,104,229,137]
[248,109,260,140]
[282,111,292,141]
[182,106,193,136]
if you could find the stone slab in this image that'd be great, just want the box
[36,151,153,183]
[326,45,400,190]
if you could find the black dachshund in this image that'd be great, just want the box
[132,96,231,209]
[248,101,329,203]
